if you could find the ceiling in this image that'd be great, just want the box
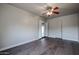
[9,3,79,19]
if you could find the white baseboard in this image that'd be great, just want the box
[0,39,38,51]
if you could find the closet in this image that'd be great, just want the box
[48,14,79,42]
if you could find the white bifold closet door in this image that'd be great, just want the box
[48,14,78,42]
[48,18,62,38]
[62,14,78,41]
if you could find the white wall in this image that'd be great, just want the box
[48,13,79,42]
[0,4,43,51]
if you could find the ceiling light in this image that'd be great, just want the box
[42,6,59,17]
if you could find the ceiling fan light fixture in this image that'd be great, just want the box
[46,11,52,16]
[51,8,54,11]
[42,6,59,17]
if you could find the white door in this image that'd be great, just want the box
[62,14,78,41]
[48,18,62,38]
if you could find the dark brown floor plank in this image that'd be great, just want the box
[0,37,79,55]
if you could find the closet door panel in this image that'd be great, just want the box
[62,14,78,41]
[48,19,61,38]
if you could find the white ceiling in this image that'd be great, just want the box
[9,3,79,19]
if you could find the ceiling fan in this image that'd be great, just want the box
[42,6,59,17]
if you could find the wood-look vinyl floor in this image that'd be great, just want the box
[0,37,79,55]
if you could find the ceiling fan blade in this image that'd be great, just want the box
[53,6,59,10]
[53,11,59,14]
[42,11,47,15]
[53,9,59,12]
[42,13,46,15]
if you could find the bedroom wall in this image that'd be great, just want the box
[78,14,79,41]
[48,13,79,42]
[0,4,43,51]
